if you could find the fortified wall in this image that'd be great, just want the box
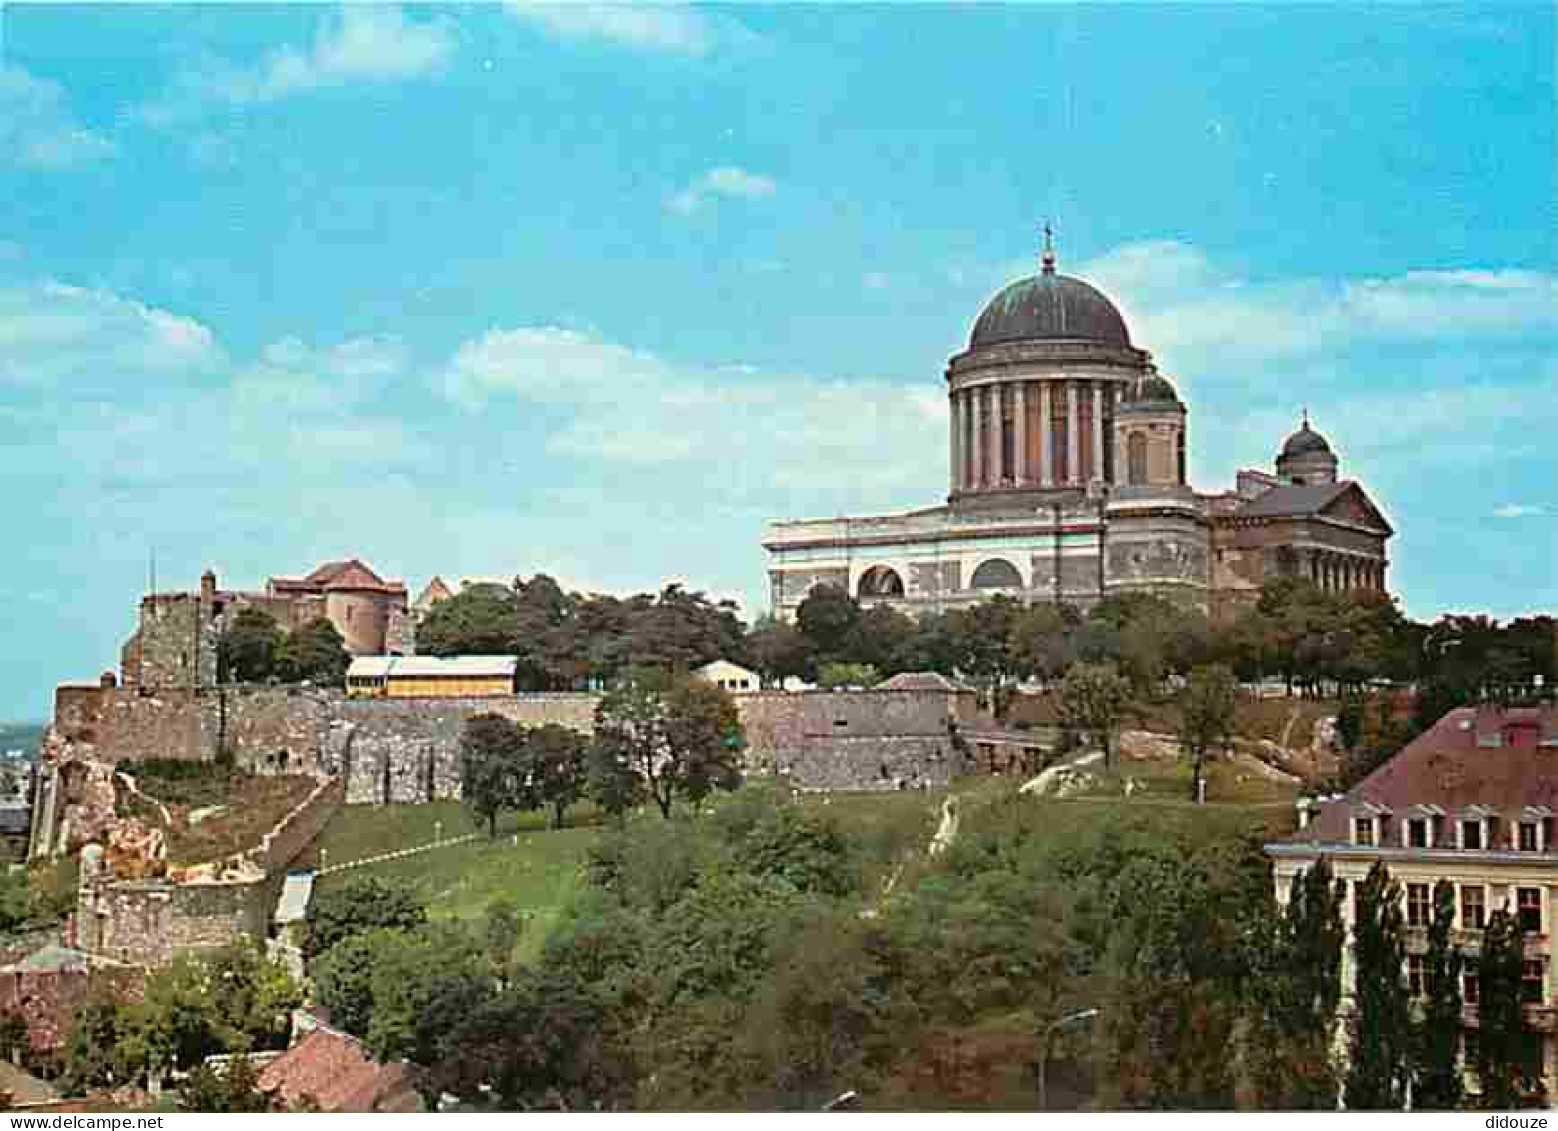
[72,773,345,968]
[46,682,977,809]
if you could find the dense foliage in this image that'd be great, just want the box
[214,611,349,686]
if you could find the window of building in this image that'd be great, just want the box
[1519,887,1543,934]
[1406,883,1432,927]
[1522,959,1546,1005]
[1407,954,1426,997]
[1463,972,1481,1005]
[1461,820,1483,850]
[1354,817,1376,846]
[1407,818,1430,848]
[1461,885,1487,930]
[1519,821,1540,852]
[1127,432,1148,486]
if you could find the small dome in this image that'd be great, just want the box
[970,271,1132,349]
[1120,369,1181,408]
[1281,420,1333,458]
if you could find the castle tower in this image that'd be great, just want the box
[1113,367,1187,488]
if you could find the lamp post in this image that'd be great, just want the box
[1038,1007,1099,1112]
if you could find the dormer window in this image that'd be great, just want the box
[1406,818,1430,848]
[1519,821,1541,852]
[1460,820,1484,850]
[1353,816,1377,847]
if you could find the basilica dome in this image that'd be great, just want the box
[1281,420,1333,458]
[970,266,1132,349]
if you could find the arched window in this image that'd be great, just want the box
[1127,432,1148,486]
[1176,428,1186,485]
[857,565,905,598]
[970,558,1023,590]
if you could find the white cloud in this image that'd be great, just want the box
[0,66,116,170]
[1073,241,1558,371]
[1493,504,1547,520]
[138,6,455,124]
[505,4,747,56]
[667,166,778,215]
[0,282,219,386]
[435,324,942,494]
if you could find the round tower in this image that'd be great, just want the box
[1113,367,1187,488]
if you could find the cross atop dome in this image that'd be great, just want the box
[1040,221,1057,275]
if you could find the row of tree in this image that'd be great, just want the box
[459,668,744,831]
[215,610,351,686]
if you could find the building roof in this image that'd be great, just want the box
[1118,369,1182,411]
[272,559,406,595]
[1234,481,1351,519]
[412,576,454,611]
[876,671,971,693]
[970,270,1132,349]
[347,655,517,680]
[274,871,314,925]
[1284,705,1558,847]
[1280,419,1335,459]
[258,1027,422,1113]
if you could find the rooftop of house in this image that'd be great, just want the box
[1283,704,1558,849]
[257,1025,423,1113]
[347,655,518,680]
[270,559,407,596]
[876,671,972,693]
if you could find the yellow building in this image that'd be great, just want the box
[1267,704,1558,1105]
[345,655,517,699]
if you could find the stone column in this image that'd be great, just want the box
[989,386,1003,484]
[1039,381,1054,486]
[953,392,965,491]
[948,392,959,491]
[1092,382,1105,485]
[1014,382,1028,486]
[1066,382,1080,486]
[970,388,985,487]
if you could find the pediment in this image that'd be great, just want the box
[1321,483,1394,535]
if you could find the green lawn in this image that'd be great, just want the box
[305,802,602,960]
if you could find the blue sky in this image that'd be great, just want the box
[1,3,1553,721]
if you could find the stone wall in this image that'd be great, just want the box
[738,690,966,790]
[80,875,274,967]
[51,681,979,807]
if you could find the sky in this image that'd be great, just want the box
[1,2,1554,722]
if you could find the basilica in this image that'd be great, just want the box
[764,239,1394,618]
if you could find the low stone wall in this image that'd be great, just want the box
[78,873,274,968]
[51,682,982,803]
[252,774,345,873]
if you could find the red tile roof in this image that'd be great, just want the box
[270,559,406,595]
[1291,705,1558,845]
[258,1027,423,1113]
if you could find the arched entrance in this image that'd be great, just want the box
[970,558,1023,590]
[857,565,905,598]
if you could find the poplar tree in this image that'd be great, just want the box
[1475,907,1532,1109]
[1345,861,1413,1109]
[1250,857,1345,1108]
[1414,878,1465,1109]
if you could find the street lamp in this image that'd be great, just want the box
[1038,1007,1100,1112]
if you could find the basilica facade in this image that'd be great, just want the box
[764,242,1394,619]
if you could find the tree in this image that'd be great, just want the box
[593,672,742,819]
[815,661,879,689]
[276,617,350,685]
[418,582,520,658]
[1414,879,1465,1110]
[304,875,426,960]
[1007,602,1074,689]
[1345,861,1412,1109]
[216,608,283,683]
[944,597,1023,713]
[795,585,860,665]
[363,924,489,1068]
[483,900,526,988]
[850,604,919,676]
[525,723,589,829]
[460,713,524,837]
[1248,858,1344,1109]
[1058,662,1132,771]
[746,615,810,689]
[1475,906,1534,1108]
[1177,664,1238,803]
[178,1053,282,1112]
